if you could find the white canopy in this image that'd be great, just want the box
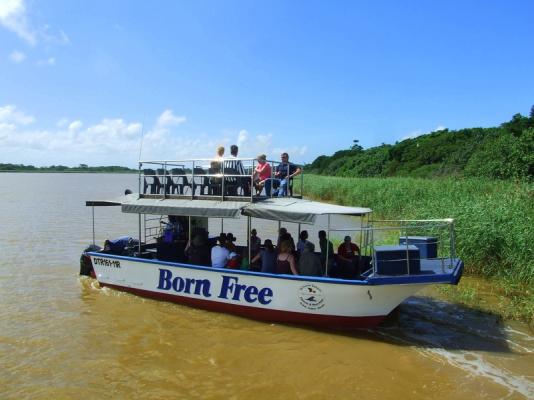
[241,198,371,223]
[86,195,372,223]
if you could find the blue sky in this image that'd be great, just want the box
[1,0,533,167]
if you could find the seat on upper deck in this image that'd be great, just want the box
[143,169,162,194]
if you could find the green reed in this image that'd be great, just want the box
[301,175,534,287]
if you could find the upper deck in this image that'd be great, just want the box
[138,157,304,202]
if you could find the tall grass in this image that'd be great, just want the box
[301,175,534,287]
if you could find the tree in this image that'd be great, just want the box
[530,104,534,119]
[351,139,363,152]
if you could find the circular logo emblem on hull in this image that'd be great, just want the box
[298,284,325,310]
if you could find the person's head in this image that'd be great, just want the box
[257,154,266,164]
[264,239,274,252]
[251,229,257,237]
[318,230,326,239]
[278,227,287,236]
[299,230,308,241]
[230,145,238,156]
[216,146,225,157]
[226,232,236,243]
[280,152,289,163]
[279,239,292,254]
[304,241,315,253]
[218,233,227,245]
[344,235,352,244]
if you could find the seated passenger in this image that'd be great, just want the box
[161,215,183,243]
[250,229,261,258]
[318,230,334,269]
[276,227,295,252]
[186,233,211,266]
[211,233,230,268]
[253,154,272,196]
[225,232,237,253]
[276,240,298,275]
[336,235,361,278]
[251,239,277,274]
[298,242,322,277]
[224,144,250,196]
[273,152,301,197]
[296,230,311,255]
[226,251,240,269]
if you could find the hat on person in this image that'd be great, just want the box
[226,232,236,242]
[344,235,351,242]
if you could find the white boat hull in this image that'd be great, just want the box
[89,253,462,329]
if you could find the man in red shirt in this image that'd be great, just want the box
[336,235,361,278]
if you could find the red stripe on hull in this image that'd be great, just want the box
[100,282,386,329]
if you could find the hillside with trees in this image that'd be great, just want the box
[0,164,136,173]
[307,109,534,181]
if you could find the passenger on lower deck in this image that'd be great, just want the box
[276,240,298,275]
[298,242,322,277]
[296,230,311,255]
[211,233,229,268]
[334,235,361,279]
[185,231,211,266]
[251,239,277,274]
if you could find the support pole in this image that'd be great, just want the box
[247,216,251,269]
[326,214,331,277]
[92,206,95,245]
[138,214,142,254]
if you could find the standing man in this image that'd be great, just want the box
[274,152,301,197]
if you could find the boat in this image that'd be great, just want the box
[80,158,464,329]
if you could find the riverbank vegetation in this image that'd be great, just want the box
[0,163,136,173]
[307,110,534,181]
[301,174,533,322]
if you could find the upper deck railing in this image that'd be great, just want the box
[138,158,304,202]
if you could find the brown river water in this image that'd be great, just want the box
[0,173,532,399]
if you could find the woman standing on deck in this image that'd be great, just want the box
[276,240,298,275]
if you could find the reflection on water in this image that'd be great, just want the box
[0,173,532,399]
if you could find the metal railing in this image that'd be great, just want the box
[138,158,304,201]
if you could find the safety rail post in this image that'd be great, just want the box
[191,160,195,200]
[403,220,411,275]
[138,162,142,195]
[250,159,255,202]
[163,162,168,199]
[449,219,455,269]
[221,160,225,201]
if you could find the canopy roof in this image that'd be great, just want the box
[86,194,372,223]
[241,198,371,223]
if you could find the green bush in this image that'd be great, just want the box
[303,175,534,287]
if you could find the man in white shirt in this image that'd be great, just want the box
[211,234,230,268]
[224,145,250,195]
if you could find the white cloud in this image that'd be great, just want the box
[0,0,68,47]
[0,105,303,166]
[401,125,447,141]
[400,130,423,141]
[0,0,35,45]
[0,104,35,125]
[68,120,82,131]
[56,117,69,128]
[8,50,26,63]
[37,56,55,67]
[156,109,186,128]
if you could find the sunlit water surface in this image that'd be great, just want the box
[0,173,532,399]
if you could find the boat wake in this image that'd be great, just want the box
[375,296,534,398]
